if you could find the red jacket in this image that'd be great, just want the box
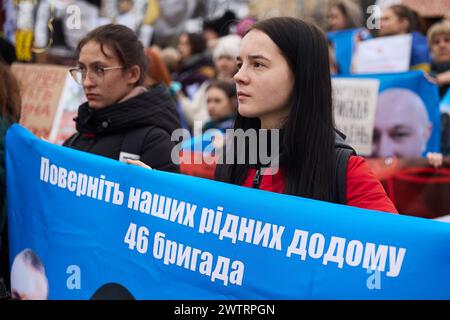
[242,156,398,214]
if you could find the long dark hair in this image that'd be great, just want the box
[216,17,337,202]
[182,32,207,56]
[389,4,424,34]
[75,24,148,86]
[329,0,364,30]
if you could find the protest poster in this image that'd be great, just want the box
[352,34,412,74]
[327,28,371,75]
[335,71,441,157]
[6,124,450,299]
[12,63,68,139]
[11,63,83,144]
[332,78,380,155]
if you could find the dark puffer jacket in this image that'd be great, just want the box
[64,84,180,172]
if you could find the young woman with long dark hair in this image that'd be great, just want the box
[215,17,397,213]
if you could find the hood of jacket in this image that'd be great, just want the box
[75,84,180,136]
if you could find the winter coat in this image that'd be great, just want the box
[64,84,181,172]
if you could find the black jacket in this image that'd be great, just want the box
[64,84,180,172]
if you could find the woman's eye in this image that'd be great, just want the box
[254,62,264,68]
[94,66,104,74]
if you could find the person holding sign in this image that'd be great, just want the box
[428,21,450,98]
[215,17,398,213]
[378,4,430,72]
[64,24,180,172]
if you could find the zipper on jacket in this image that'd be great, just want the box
[252,168,262,189]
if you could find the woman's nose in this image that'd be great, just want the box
[234,67,248,84]
[82,72,95,87]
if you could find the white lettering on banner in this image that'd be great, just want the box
[229,260,245,286]
[86,176,98,198]
[124,223,149,254]
[76,173,87,197]
[286,229,406,277]
[199,208,215,234]
[308,233,325,259]
[387,246,406,277]
[175,244,191,269]
[286,230,308,260]
[199,251,213,276]
[127,187,197,228]
[219,214,239,244]
[39,157,124,206]
[68,171,77,192]
[323,236,346,268]
[238,217,255,243]
[199,209,284,250]
[269,224,284,250]
[163,240,178,265]
[57,167,67,188]
[253,221,271,247]
[211,257,231,285]
[41,157,407,281]
[345,240,364,267]
[190,248,202,272]
[362,243,388,272]
[152,232,244,287]
[98,175,105,201]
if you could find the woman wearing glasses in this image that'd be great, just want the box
[64,24,180,172]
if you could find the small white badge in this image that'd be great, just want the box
[119,152,140,163]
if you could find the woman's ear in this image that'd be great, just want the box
[127,65,141,85]
[399,18,410,33]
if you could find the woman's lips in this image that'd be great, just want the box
[86,94,99,100]
[237,91,251,101]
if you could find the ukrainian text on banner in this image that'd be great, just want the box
[334,71,441,157]
[6,125,450,299]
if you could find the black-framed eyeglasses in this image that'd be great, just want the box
[69,65,125,85]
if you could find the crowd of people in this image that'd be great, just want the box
[1,0,450,299]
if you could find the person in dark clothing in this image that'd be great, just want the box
[427,21,450,156]
[203,10,237,44]
[64,24,180,172]
[174,32,215,99]
[0,61,22,299]
[202,80,237,133]
[428,21,450,98]
[0,37,16,65]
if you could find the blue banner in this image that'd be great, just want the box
[410,32,431,71]
[327,28,371,75]
[6,125,450,299]
[335,71,441,156]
